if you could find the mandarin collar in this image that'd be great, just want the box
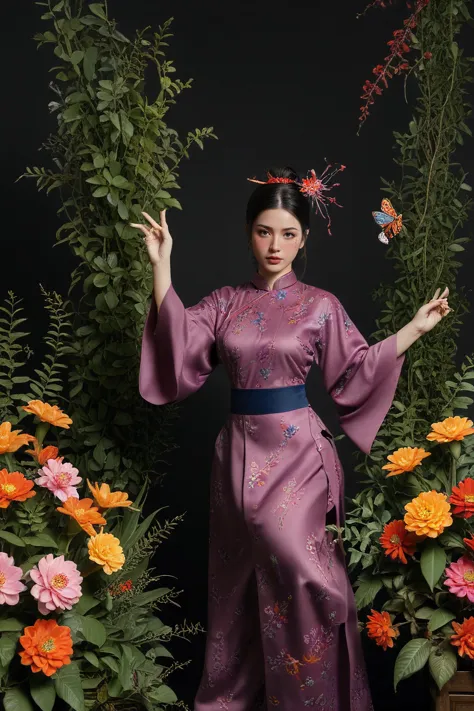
[250,269,298,292]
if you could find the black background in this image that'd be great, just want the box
[2,1,474,709]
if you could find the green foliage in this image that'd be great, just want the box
[22,0,218,491]
[0,0,218,708]
[345,0,474,694]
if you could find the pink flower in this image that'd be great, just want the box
[30,554,82,614]
[0,552,26,605]
[35,458,81,502]
[445,556,474,603]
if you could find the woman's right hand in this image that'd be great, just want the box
[130,210,173,267]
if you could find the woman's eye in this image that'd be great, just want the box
[285,233,296,239]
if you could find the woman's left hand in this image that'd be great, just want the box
[411,286,452,335]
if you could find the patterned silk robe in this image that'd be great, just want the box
[139,269,405,711]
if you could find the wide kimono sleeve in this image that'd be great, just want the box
[316,292,406,455]
[139,283,220,405]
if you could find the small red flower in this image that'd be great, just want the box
[424,51,432,59]
[449,478,474,519]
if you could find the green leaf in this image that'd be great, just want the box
[83,651,100,668]
[93,273,110,288]
[30,677,56,711]
[70,50,84,65]
[89,3,107,19]
[83,46,98,81]
[354,578,383,609]
[429,646,457,691]
[110,175,128,188]
[438,531,465,549]
[0,619,24,632]
[104,291,118,309]
[394,638,431,691]
[0,634,19,667]
[92,186,109,198]
[77,616,106,647]
[3,688,34,711]
[414,607,435,620]
[149,684,178,704]
[0,531,25,546]
[23,533,58,548]
[428,608,456,633]
[54,662,85,711]
[74,595,100,616]
[420,542,446,592]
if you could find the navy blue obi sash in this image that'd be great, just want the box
[230,384,309,415]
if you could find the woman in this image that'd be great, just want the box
[133,166,450,711]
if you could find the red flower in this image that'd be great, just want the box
[424,51,432,59]
[449,478,474,519]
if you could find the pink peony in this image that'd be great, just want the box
[30,554,82,614]
[35,458,81,501]
[445,555,474,603]
[0,552,26,605]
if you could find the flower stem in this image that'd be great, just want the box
[450,455,457,492]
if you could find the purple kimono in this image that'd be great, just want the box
[139,269,405,711]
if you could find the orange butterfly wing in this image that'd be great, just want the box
[381,199,403,239]
[381,199,397,218]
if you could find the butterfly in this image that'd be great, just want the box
[372,199,403,244]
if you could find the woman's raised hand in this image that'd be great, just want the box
[130,210,172,267]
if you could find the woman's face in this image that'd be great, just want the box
[249,208,306,281]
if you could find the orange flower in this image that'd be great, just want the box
[87,480,132,509]
[427,416,474,443]
[0,470,36,508]
[25,439,59,466]
[464,535,474,553]
[22,400,73,429]
[0,421,35,454]
[57,497,106,536]
[404,490,453,538]
[450,478,474,520]
[366,609,400,651]
[382,447,431,477]
[451,617,474,659]
[380,520,418,564]
[19,618,73,676]
[87,529,125,575]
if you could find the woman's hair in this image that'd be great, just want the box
[245,165,310,273]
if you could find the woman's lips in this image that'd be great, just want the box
[266,257,282,263]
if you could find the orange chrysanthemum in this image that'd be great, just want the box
[449,478,474,520]
[380,520,418,564]
[87,480,132,509]
[0,469,36,508]
[382,447,431,477]
[0,421,35,454]
[25,439,60,466]
[427,416,474,444]
[451,617,474,659]
[57,497,106,536]
[19,618,73,676]
[404,490,453,538]
[87,529,125,575]
[366,609,400,651]
[22,400,73,429]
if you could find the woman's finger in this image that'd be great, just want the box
[431,287,441,301]
[129,223,152,238]
[142,211,161,231]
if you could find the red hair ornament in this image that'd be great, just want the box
[247,162,345,235]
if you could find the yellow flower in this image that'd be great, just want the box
[87,530,125,575]
[87,480,132,509]
[427,416,474,444]
[382,447,431,477]
[404,490,453,538]
[0,422,35,454]
[22,401,73,429]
